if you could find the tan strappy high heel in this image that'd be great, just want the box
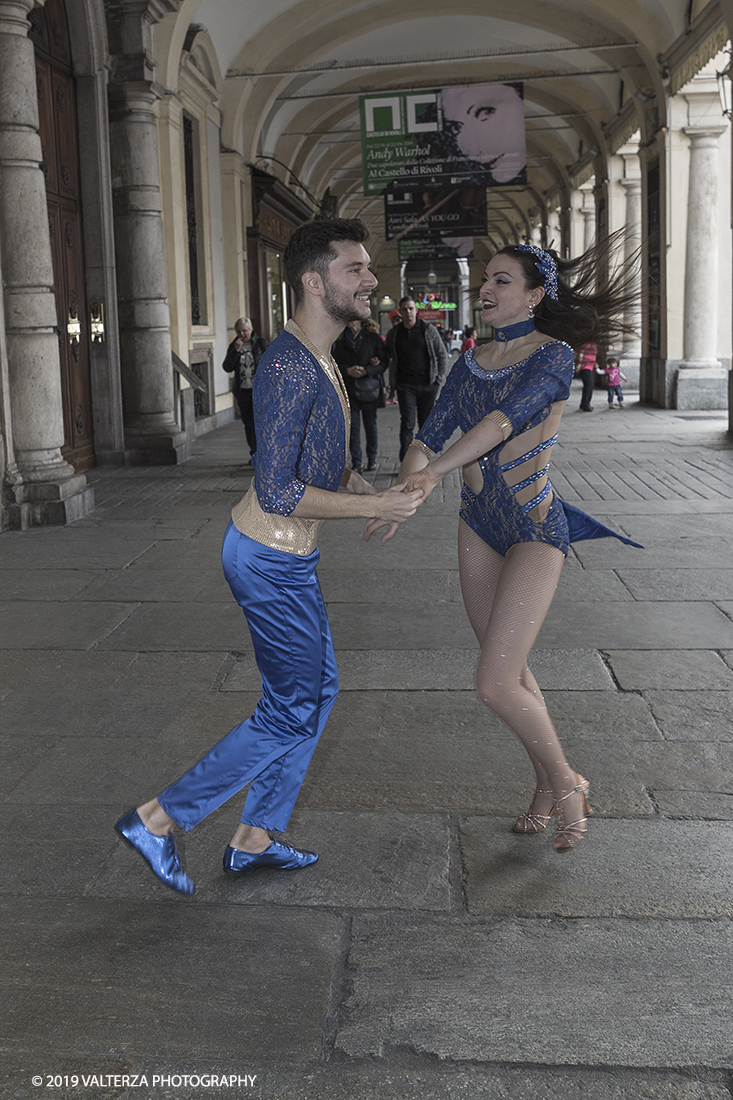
[513,787,555,834]
[552,774,592,852]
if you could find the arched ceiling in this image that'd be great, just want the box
[157,0,728,262]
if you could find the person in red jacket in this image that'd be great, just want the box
[575,342,597,412]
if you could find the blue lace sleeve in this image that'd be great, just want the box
[500,342,574,433]
[253,342,320,515]
[416,356,467,453]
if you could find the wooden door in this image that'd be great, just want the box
[31,0,95,472]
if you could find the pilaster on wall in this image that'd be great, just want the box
[221,153,252,342]
[106,0,190,464]
[608,137,643,385]
[0,0,92,527]
[156,92,188,363]
[676,64,730,410]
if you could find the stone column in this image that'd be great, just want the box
[107,0,186,463]
[619,177,642,383]
[0,0,92,527]
[530,222,542,247]
[546,207,561,252]
[457,258,470,331]
[677,124,728,409]
[582,203,596,251]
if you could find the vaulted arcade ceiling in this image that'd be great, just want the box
[157,0,729,259]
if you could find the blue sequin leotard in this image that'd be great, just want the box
[416,342,641,556]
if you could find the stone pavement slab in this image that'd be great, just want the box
[290,693,651,816]
[645,690,733,739]
[317,566,456,604]
[541,690,660,739]
[0,735,58,798]
[70,568,217,603]
[95,809,452,911]
[113,651,232,690]
[553,565,635,602]
[0,898,340,1061]
[571,536,733,570]
[0,687,186,739]
[0,805,119,896]
[0,601,138,650]
[606,649,733,689]
[0,649,138,690]
[124,541,227,571]
[612,513,733,540]
[325,600,478,649]
[0,529,156,570]
[2,734,211,807]
[567,739,733,812]
[319,515,459,570]
[0,568,99,600]
[94,602,246,651]
[461,818,733,917]
[73,517,216,540]
[616,568,733,600]
[540,600,733,649]
[222,647,616,691]
[652,789,733,817]
[2,1060,727,1100]
[337,916,733,1067]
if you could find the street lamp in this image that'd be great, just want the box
[716,48,732,118]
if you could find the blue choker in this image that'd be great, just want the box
[493,318,536,342]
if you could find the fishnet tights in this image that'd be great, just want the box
[458,519,578,804]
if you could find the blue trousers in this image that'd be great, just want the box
[158,522,338,833]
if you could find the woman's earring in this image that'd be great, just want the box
[528,303,535,317]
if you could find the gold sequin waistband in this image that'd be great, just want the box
[231,483,324,556]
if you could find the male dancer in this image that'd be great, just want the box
[116,219,423,895]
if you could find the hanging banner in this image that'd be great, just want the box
[397,236,474,263]
[360,82,526,196]
[385,185,487,241]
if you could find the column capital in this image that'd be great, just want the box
[106,0,179,84]
[683,124,727,143]
[0,0,37,35]
[620,176,642,191]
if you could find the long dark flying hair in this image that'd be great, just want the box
[496,231,642,349]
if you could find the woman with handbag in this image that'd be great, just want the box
[333,319,388,472]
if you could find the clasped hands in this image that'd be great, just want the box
[364,465,440,544]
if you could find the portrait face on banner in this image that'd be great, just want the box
[360,82,527,195]
[440,84,526,184]
[384,185,487,241]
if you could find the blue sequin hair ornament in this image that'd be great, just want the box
[514,243,559,301]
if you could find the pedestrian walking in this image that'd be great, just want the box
[333,319,387,472]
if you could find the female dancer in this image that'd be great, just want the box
[368,240,640,852]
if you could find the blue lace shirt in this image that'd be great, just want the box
[252,322,349,516]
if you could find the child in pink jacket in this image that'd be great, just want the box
[598,356,628,408]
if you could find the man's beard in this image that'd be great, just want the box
[323,278,366,327]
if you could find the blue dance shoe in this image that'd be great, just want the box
[223,840,318,876]
[116,810,194,896]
